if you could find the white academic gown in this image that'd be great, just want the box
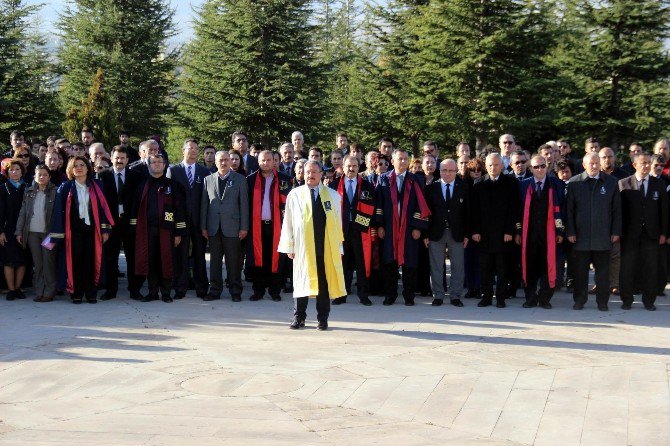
[278,184,344,298]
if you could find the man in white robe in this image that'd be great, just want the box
[278,160,346,330]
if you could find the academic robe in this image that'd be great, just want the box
[246,170,292,273]
[50,179,114,293]
[129,175,186,280]
[516,176,566,288]
[374,171,431,268]
[278,184,346,299]
[329,175,376,277]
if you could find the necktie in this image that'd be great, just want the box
[187,165,193,186]
[312,187,318,203]
[117,172,124,196]
[445,183,451,202]
[347,179,355,203]
[641,179,646,197]
[397,175,404,193]
[535,181,542,193]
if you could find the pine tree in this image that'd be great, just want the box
[409,0,559,151]
[551,0,670,148]
[57,0,178,141]
[0,0,59,143]
[360,0,428,153]
[177,0,324,147]
[62,68,119,145]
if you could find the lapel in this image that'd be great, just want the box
[220,173,234,202]
[213,174,221,201]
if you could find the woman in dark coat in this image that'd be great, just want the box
[0,160,27,300]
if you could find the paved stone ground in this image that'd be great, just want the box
[1,260,669,445]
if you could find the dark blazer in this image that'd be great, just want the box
[97,167,143,223]
[167,162,211,228]
[471,174,519,253]
[128,160,149,178]
[424,178,470,242]
[509,170,532,182]
[566,172,622,251]
[243,154,259,174]
[618,175,669,240]
[329,176,376,235]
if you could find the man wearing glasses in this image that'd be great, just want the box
[498,134,516,171]
[423,159,470,307]
[509,151,531,181]
[515,155,565,309]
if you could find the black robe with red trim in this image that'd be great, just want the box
[329,175,377,277]
[129,175,186,279]
[51,179,114,293]
[246,170,292,272]
[374,171,431,268]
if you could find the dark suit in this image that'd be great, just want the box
[98,167,143,296]
[329,176,376,301]
[566,172,622,307]
[167,162,211,297]
[424,178,470,301]
[471,174,519,304]
[618,175,668,307]
[243,154,259,174]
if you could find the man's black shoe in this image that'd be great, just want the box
[360,297,372,306]
[162,296,173,303]
[271,295,282,302]
[382,297,396,306]
[621,303,632,310]
[450,299,464,307]
[86,298,97,304]
[196,292,208,298]
[283,285,294,293]
[332,297,346,305]
[203,295,220,301]
[404,299,415,306]
[573,303,584,310]
[477,297,492,307]
[174,293,185,300]
[645,304,657,311]
[522,301,537,308]
[100,292,116,301]
[249,294,263,301]
[129,291,143,300]
[496,300,506,308]
[539,302,552,309]
[317,321,328,331]
[140,295,159,303]
[289,317,305,329]
[598,305,608,311]
[431,298,443,306]
[232,295,242,302]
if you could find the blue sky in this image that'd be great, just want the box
[28,0,205,45]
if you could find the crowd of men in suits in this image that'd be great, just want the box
[1,128,669,314]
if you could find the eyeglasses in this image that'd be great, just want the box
[470,169,482,173]
[531,164,547,170]
[378,162,389,166]
[16,154,30,158]
[502,141,514,145]
[514,160,526,165]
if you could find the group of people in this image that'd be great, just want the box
[1,128,669,329]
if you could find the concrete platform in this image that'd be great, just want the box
[1,277,669,445]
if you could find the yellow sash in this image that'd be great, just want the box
[302,185,346,298]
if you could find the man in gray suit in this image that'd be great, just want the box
[566,152,622,311]
[201,151,249,301]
